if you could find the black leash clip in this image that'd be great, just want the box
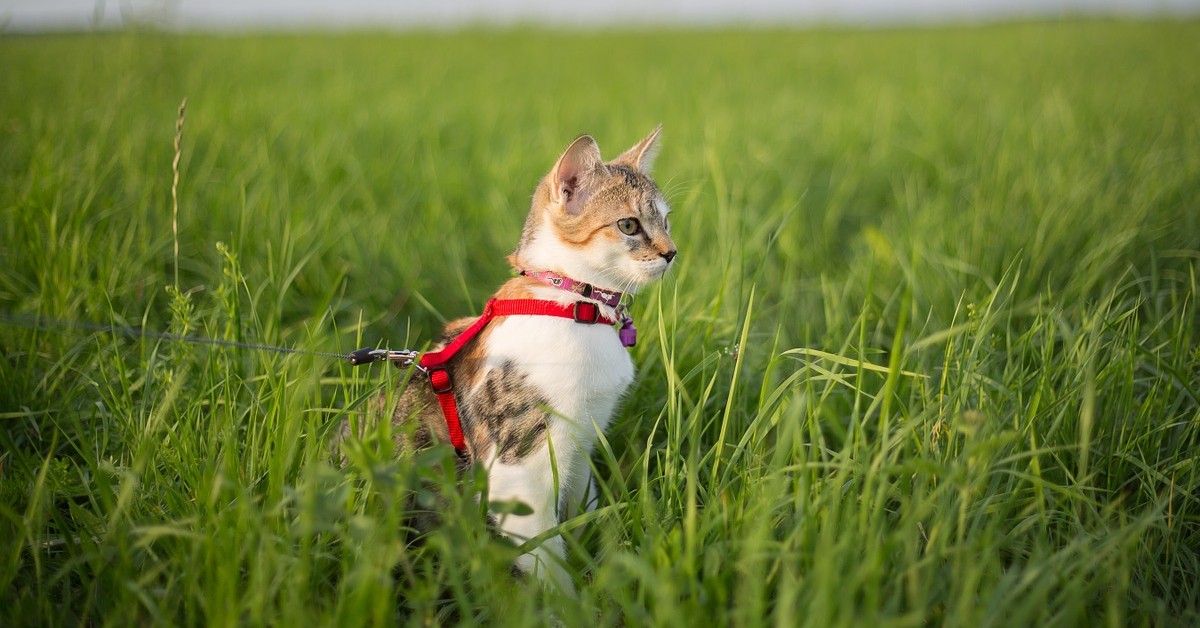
[347,348,421,369]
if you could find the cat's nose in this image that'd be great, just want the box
[661,249,677,263]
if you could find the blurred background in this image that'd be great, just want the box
[3,0,1199,624]
[6,0,1200,31]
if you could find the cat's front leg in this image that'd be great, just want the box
[561,465,599,520]
[486,448,575,594]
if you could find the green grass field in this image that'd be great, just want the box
[2,20,1199,625]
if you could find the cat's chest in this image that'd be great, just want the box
[480,316,634,412]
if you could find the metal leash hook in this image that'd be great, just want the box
[347,347,422,369]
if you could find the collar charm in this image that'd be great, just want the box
[618,311,637,347]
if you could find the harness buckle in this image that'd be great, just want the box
[572,301,600,324]
[428,367,454,394]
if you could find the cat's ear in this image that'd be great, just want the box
[551,135,605,215]
[611,124,663,173]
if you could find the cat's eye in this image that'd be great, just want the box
[616,218,642,236]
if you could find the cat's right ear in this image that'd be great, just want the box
[551,135,604,215]
[611,124,663,173]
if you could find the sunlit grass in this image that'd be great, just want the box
[2,21,1199,625]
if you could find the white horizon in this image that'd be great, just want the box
[3,0,1198,32]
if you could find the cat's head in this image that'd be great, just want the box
[510,126,676,295]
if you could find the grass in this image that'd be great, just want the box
[2,20,1199,626]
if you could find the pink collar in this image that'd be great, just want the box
[520,270,624,307]
[519,269,637,347]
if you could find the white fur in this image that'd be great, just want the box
[484,447,573,592]
[475,283,633,592]
[654,198,671,220]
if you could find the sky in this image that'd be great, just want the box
[4,0,1198,31]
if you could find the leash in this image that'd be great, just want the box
[0,311,420,369]
[2,272,637,453]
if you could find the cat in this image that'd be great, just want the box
[341,126,676,593]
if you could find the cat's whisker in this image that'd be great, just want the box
[660,175,698,199]
[591,262,640,293]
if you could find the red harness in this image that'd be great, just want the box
[417,298,617,450]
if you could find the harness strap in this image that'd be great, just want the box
[417,298,617,450]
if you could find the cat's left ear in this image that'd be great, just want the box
[611,124,663,173]
[551,135,605,216]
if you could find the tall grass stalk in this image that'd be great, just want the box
[172,97,186,292]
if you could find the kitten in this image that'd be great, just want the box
[344,126,675,592]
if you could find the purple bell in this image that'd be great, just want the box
[618,316,637,347]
